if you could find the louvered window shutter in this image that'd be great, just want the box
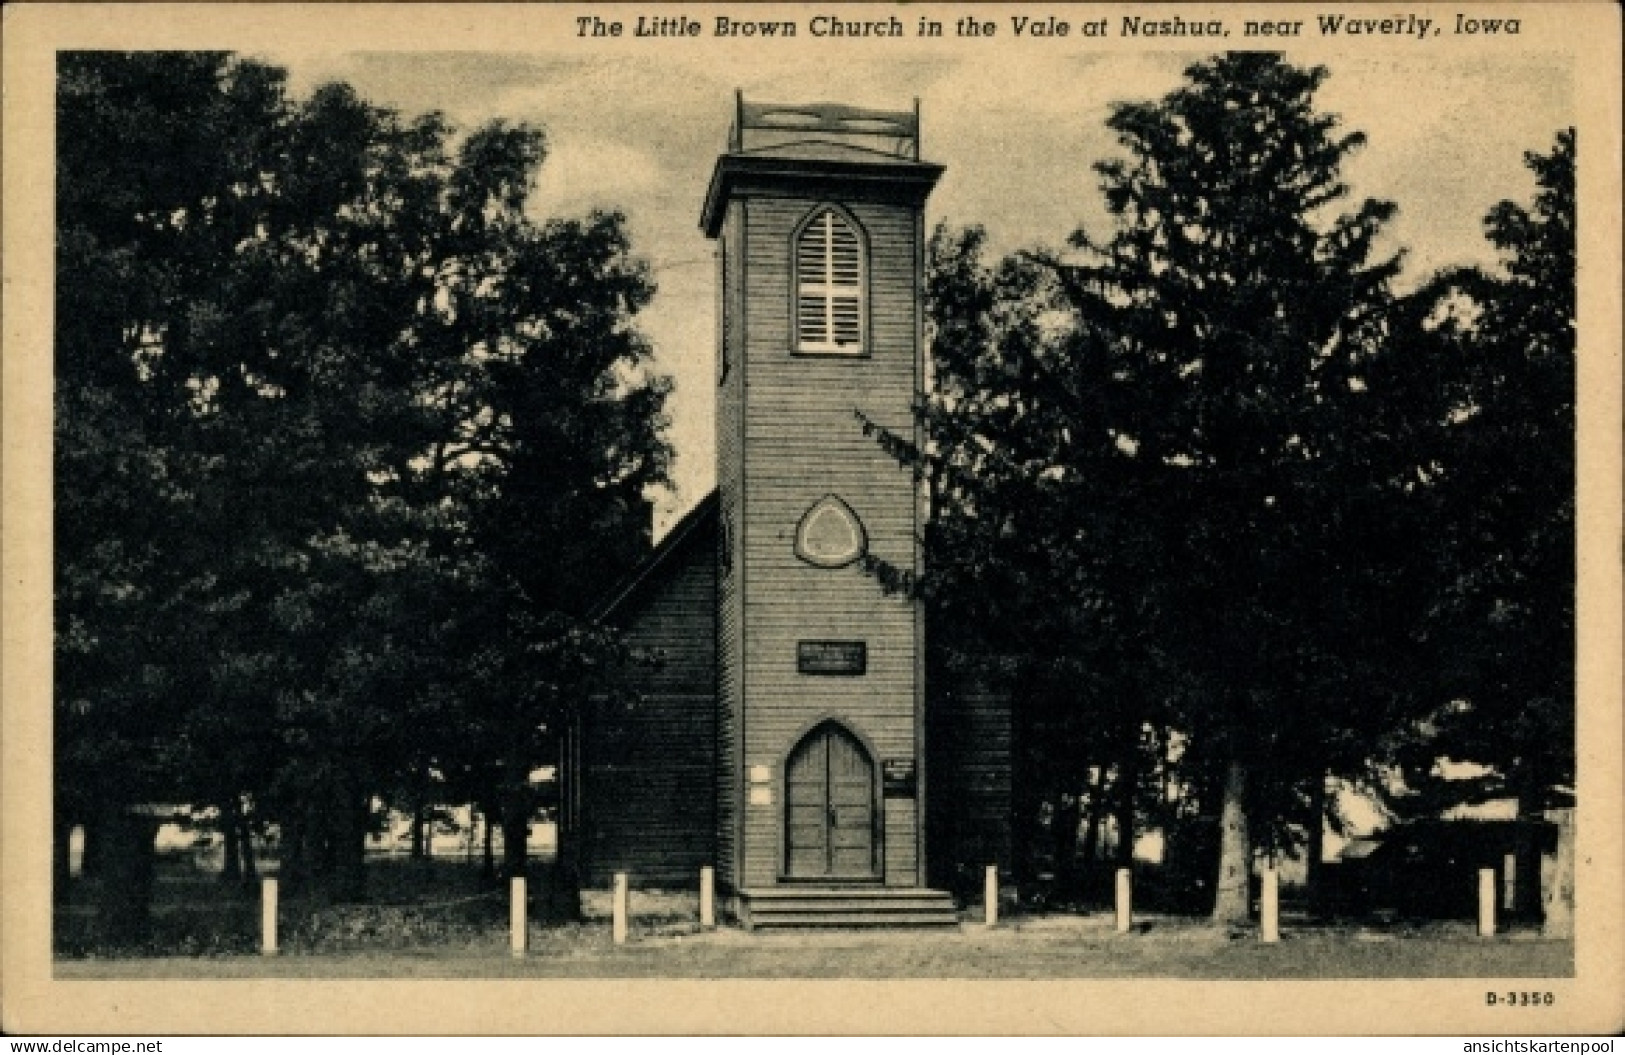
[796,211,863,353]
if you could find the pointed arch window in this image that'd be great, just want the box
[795,208,865,355]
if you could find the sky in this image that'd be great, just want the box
[272,47,1573,537]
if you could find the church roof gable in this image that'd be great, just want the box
[589,489,718,623]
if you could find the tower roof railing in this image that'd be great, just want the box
[731,92,920,159]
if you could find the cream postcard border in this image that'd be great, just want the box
[3,2,1620,1035]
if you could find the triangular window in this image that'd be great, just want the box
[796,209,864,354]
[794,495,866,568]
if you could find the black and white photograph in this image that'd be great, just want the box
[3,1,1620,1037]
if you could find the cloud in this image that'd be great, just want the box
[1319,52,1572,284]
[529,135,665,218]
[272,51,557,125]
[266,47,1576,526]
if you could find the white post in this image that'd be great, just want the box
[1502,852,1517,913]
[509,876,527,957]
[1260,866,1280,944]
[1114,867,1132,933]
[1478,867,1496,937]
[983,864,998,927]
[260,877,278,956]
[613,872,629,944]
[699,866,715,928]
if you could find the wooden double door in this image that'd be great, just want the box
[785,723,879,879]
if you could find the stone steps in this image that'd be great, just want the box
[738,886,960,929]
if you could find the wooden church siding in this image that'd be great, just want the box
[715,204,747,893]
[582,692,715,887]
[883,798,919,885]
[582,510,719,889]
[699,112,947,903]
[735,193,925,887]
[620,534,716,694]
[925,661,1015,893]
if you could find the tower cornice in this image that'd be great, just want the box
[700,152,944,238]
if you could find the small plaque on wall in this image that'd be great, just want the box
[797,640,867,676]
[749,786,773,806]
[882,758,917,797]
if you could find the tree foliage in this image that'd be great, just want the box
[1380,130,1576,817]
[55,52,669,924]
[1011,53,1411,924]
[886,54,1566,925]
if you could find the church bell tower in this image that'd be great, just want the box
[701,96,946,917]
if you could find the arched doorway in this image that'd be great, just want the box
[784,722,879,879]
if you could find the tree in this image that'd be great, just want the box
[867,55,1418,925]
[55,51,305,927]
[411,137,670,906]
[863,221,1193,898]
[1050,53,1419,925]
[55,52,669,931]
[887,223,1186,896]
[1385,130,1575,822]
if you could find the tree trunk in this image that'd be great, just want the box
[501,776,531,880]
[481,807,496,879]
[1113,753,1138,868]
[239,806,258,881]
[1051,794,1082,899]
[1081,774,1107,868]
[281,810,307,891]
[1211,757,1252,927]
[332,780,368,902]
[221,796,242,882]
[1514,777,1545,919]
[79,815,103,880]
[307,792,337,884]
[1081,770,1112,906]
[547,725,582,921]
[1010,763,1043,889]
[1541,807,1574,937]
[411,797,426,860]
[53,814,74,905]
[1008,678,1044,889]
[547,856,582,922]
[95,806,158,944]
[1305,771,1328,917]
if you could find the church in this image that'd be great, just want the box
[569,97,1013,927]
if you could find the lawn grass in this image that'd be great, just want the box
[55,853,1573,979]
[56,923,1572,980]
